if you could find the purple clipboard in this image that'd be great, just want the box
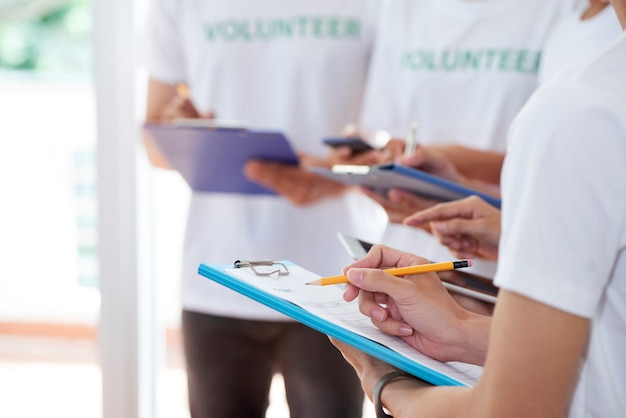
[143,123,299,195]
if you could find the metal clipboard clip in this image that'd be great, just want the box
[233,260,289,276]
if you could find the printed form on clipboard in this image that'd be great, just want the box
[198,260,483,387]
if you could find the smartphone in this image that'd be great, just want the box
[336,233,498,304]
[323,137,376,155]
[337,232,374,260]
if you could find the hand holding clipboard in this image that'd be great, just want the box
[143,122,299,195]
[198,260,483,387]
[309,163,501,208]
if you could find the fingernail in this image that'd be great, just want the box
[347,269,363,285]
[372,308,386,322]
[399,325,414,336]
[432,221,446,232]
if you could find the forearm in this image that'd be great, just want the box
[341,257,587,418]
[453,173,501,200]
[449,310,492,365]
[146,78,179,122]
[383,382,474,418]
[433,145,503,186]
[412,306,492,366]
[141,130,173,170]
[143,78,179,168]
[384,291,590,418]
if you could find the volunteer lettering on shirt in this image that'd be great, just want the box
[203,16,362,42]
[400,49,542,74]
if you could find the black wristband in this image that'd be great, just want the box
[374,370,415,418]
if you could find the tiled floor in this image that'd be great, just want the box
[0,363,303,418]
[0,334,375,418]
[0,334,281,418]
[0,361,102,418]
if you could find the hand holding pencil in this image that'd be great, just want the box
[306,260,472,286]
[335,245,487,364]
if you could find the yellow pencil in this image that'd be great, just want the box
[305,260,472,286]
[176,83,190,99]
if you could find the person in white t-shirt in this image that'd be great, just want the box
[539,0,623,85]
[330,2,626,415]
[141,1,380,417]
[398,0,624,263]
[339,0,581,278]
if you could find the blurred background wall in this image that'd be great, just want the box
[0,1,191,416]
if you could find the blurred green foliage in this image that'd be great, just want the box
[0,0,92,73]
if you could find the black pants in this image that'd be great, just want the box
[182,310,364,418]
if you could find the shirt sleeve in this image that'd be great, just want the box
[139,0,186,84]
[494,83,626,318]
[357,0,403,137]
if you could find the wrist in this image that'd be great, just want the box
[446,309,490,365]
[374,370,430,418]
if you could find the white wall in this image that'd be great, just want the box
[94,0,157,416]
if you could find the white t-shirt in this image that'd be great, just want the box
[143,0,382,319]
[539,4,623,85]
[359,0,581,276]
[496,32,626,418]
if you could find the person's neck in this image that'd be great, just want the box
[610,0,626,28]
[582,1,608,20]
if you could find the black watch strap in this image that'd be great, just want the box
[374,370,414,418]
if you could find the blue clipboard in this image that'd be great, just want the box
[309,163,501,208]
[143,123,299,195]
[198,261,482,387]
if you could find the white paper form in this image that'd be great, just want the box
[222,263,483,387]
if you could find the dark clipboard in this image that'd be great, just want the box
[309,163,501,208]
[198,261,483,387]
[143,123,299,195]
